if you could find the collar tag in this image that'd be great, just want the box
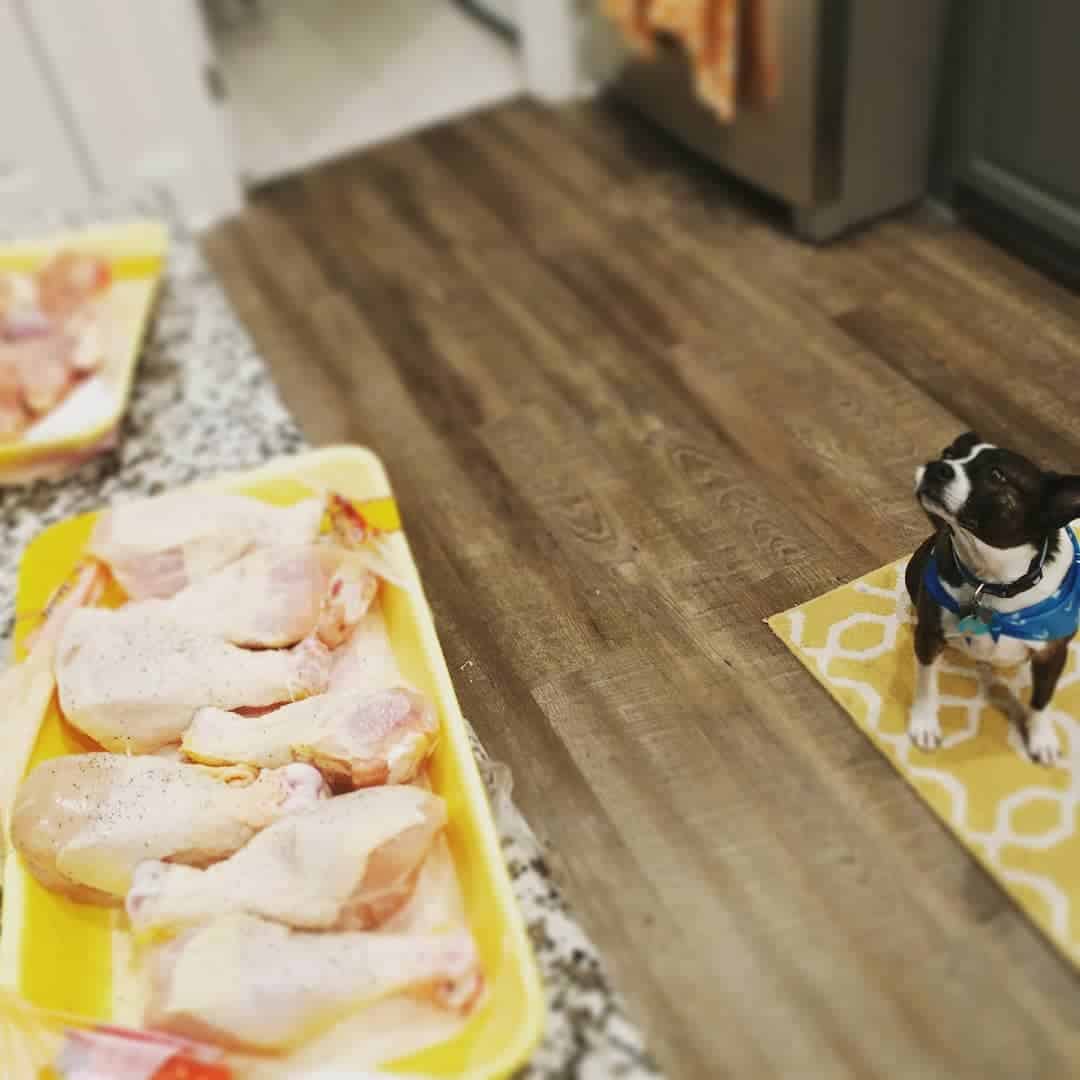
[958,584,994,625]
[956,614,992,636]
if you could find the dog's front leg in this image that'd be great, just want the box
[910,587,946,750]
[910,653,944,749]
[1028,637,1071,765]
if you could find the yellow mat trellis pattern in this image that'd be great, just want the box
[768,536,1080,968]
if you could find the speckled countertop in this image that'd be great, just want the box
[0,193,662,1080]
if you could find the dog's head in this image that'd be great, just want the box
[916,432,1080,548]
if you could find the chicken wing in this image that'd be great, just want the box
[126,786,446,936]
[11,754,328,904]
[146,914,482,1051]
[181,686,437,788]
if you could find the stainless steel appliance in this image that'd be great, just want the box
[598,0,948,241]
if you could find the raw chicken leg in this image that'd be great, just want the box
[0,561,106,862]
[87,492,326,599]
[381,834,467,936]
[146,914,482,1051]
[56,602,332,752]
[126,786,447,936]
[315,549,382,649]
[54,540,380,751]
[11,754,328,904]
[164,545,377,650]
[182,687,438,787]
[328,605,403,693]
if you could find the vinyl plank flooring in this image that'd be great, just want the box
[205,98,1080,1080]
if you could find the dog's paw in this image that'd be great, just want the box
[908,707,942,751]
[1027,720,1061,767]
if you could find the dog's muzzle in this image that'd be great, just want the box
[917,459,960,515]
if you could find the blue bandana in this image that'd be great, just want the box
[923,530,1080,642]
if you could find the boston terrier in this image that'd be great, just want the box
[907,432,1080,765]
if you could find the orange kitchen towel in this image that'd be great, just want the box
[602,0,655,55]
[603,0,780,121]
[739,0,781,106]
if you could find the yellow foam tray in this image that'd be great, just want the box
[769,536,1080,970]
[0,446,544,1078]
[0,220,168,472]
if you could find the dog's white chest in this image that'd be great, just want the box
[943,615,1047,666]
[950,626,1032,665]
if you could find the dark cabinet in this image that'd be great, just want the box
[941,0,1080,269]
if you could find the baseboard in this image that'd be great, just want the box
[957,187,1080,293]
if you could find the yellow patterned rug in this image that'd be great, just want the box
[768,544,1080,968]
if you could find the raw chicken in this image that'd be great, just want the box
[328,605,403,693]
[314,549,382,649]
[0,352,30,440]
[0,561,107,854]
[181,687,438,788]
[126,786,447,936]
[7,331,77,413]
[0,252,108,338]
[164,545,377,650]
[66,316,104,372]
[0,253,111,439]
[381,834,467,936]
[0,324,106,427]
[56,602,332,752]
[138,545,327,650]
[87,492,326,599]
[146,914,482,1051]
[0,332,81,442]
[0,403,27,444]
[327,491,379,547]
[25,558,109,655]
[0,270,46,338]
[11,754,328,905]
[53,1027,227,1080]
[34,251,110,321]
[54,540,380,752]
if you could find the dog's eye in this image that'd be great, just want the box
[990,467,1007,484]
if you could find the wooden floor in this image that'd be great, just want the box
[205,98,1080,1080]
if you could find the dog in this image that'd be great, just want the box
[907,432,1080,765]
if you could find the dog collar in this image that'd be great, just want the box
[924,530,1080,642]
[950,534,1050,599]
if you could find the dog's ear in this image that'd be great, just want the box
[1042,473,1080,529]
[944,431,982,457]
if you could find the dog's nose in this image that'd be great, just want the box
[925,460,955,484]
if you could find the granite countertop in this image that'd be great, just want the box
[0,193,661,1080]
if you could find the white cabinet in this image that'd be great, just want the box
[0,0,93,216]
[22,1,243,229]
[0,0,585,230]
